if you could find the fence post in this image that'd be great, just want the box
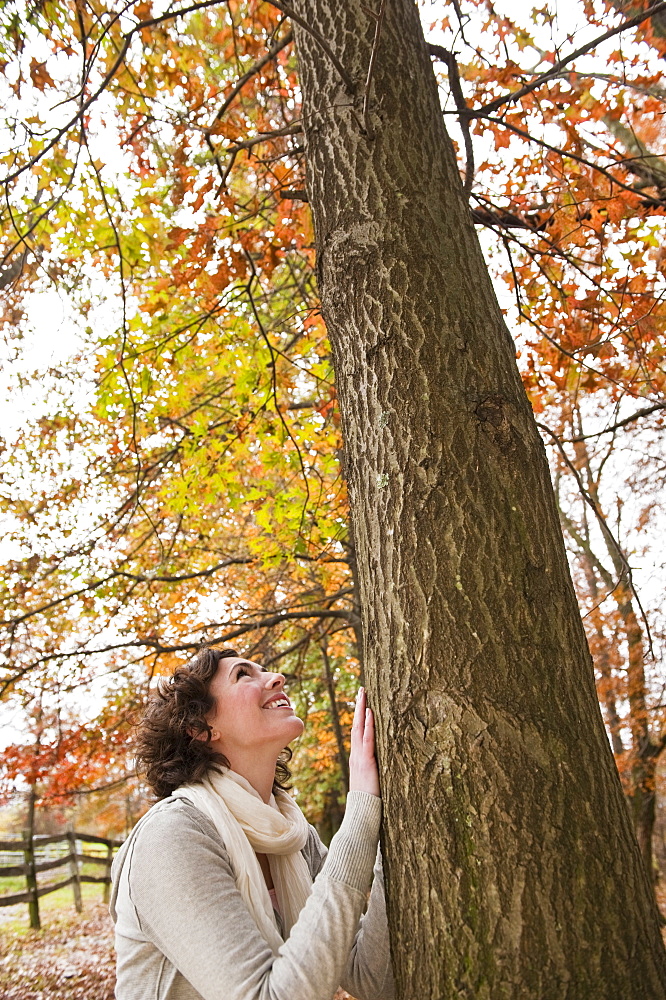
[21,829,40,930]
[103,842,114,904]
[67,829,82,913]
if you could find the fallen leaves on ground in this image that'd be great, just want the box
[0,902,115,1000]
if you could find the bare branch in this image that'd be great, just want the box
[439,1,666,120]
[207,29,294,130]
[362,0,387,140]
[229,121,303,152]
[280,188,308,201]
[428,44,474,195]
[0,608,359,695]
[571,402,666,441]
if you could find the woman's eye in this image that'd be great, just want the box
[237,667,249,679]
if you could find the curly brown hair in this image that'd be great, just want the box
[134,646,292,799]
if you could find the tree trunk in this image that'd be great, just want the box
[631,752,659,879]
[292,1,666,997]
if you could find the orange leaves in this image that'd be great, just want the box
[3,0,666,834]
[134,1,153,21]
[29,57,56,91]
[166,226,190,250]
[491,127,512,151]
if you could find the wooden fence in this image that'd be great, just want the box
[0,830,124,929]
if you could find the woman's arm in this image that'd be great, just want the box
[340,848,396,1000]
[119,792,380,1000]
[306,690,395,1000]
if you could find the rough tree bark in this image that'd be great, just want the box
[291,1,666,997]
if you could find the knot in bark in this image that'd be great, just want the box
[474,394,516,452]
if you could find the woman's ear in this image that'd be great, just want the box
[188,722,217,743]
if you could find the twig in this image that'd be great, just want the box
[361,0,387,140]
[229,121,303,151]
[537,421,654,658]
[428,44,474,196]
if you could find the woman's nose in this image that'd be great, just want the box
[265,671,285,689]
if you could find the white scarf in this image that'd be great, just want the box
[174,769,312,954]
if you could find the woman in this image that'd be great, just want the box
[110,646,395,1000]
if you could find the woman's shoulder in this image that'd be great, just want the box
[136,794,223,846]
[117,794,226,871]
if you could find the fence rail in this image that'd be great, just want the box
[0,829,124,928]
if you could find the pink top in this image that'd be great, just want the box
[268,888,280,917]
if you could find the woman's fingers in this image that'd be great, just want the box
[349,686,380,796]
[363,703,374,744]
[352,686,366,738]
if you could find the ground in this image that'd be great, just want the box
[0,896,115,1000]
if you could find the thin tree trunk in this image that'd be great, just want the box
[320,639,350,793]
[292,1,666,996]
[24,786,40,930]
[578,548,625,755]
[631,752,659,878]
[570,432,663,879]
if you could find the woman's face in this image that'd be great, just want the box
[205,656,304,763]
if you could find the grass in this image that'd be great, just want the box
[0,881,108,935]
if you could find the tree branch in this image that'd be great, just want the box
[428,45,474,195]
[438,1,666,120]
[571,402,666,441]
[2,558,253,630]
[207,29,294,130]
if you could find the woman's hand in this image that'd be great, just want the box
[348,687,380,797]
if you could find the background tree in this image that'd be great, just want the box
[545,391,666,877]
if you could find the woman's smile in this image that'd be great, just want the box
[263,694,292,710]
